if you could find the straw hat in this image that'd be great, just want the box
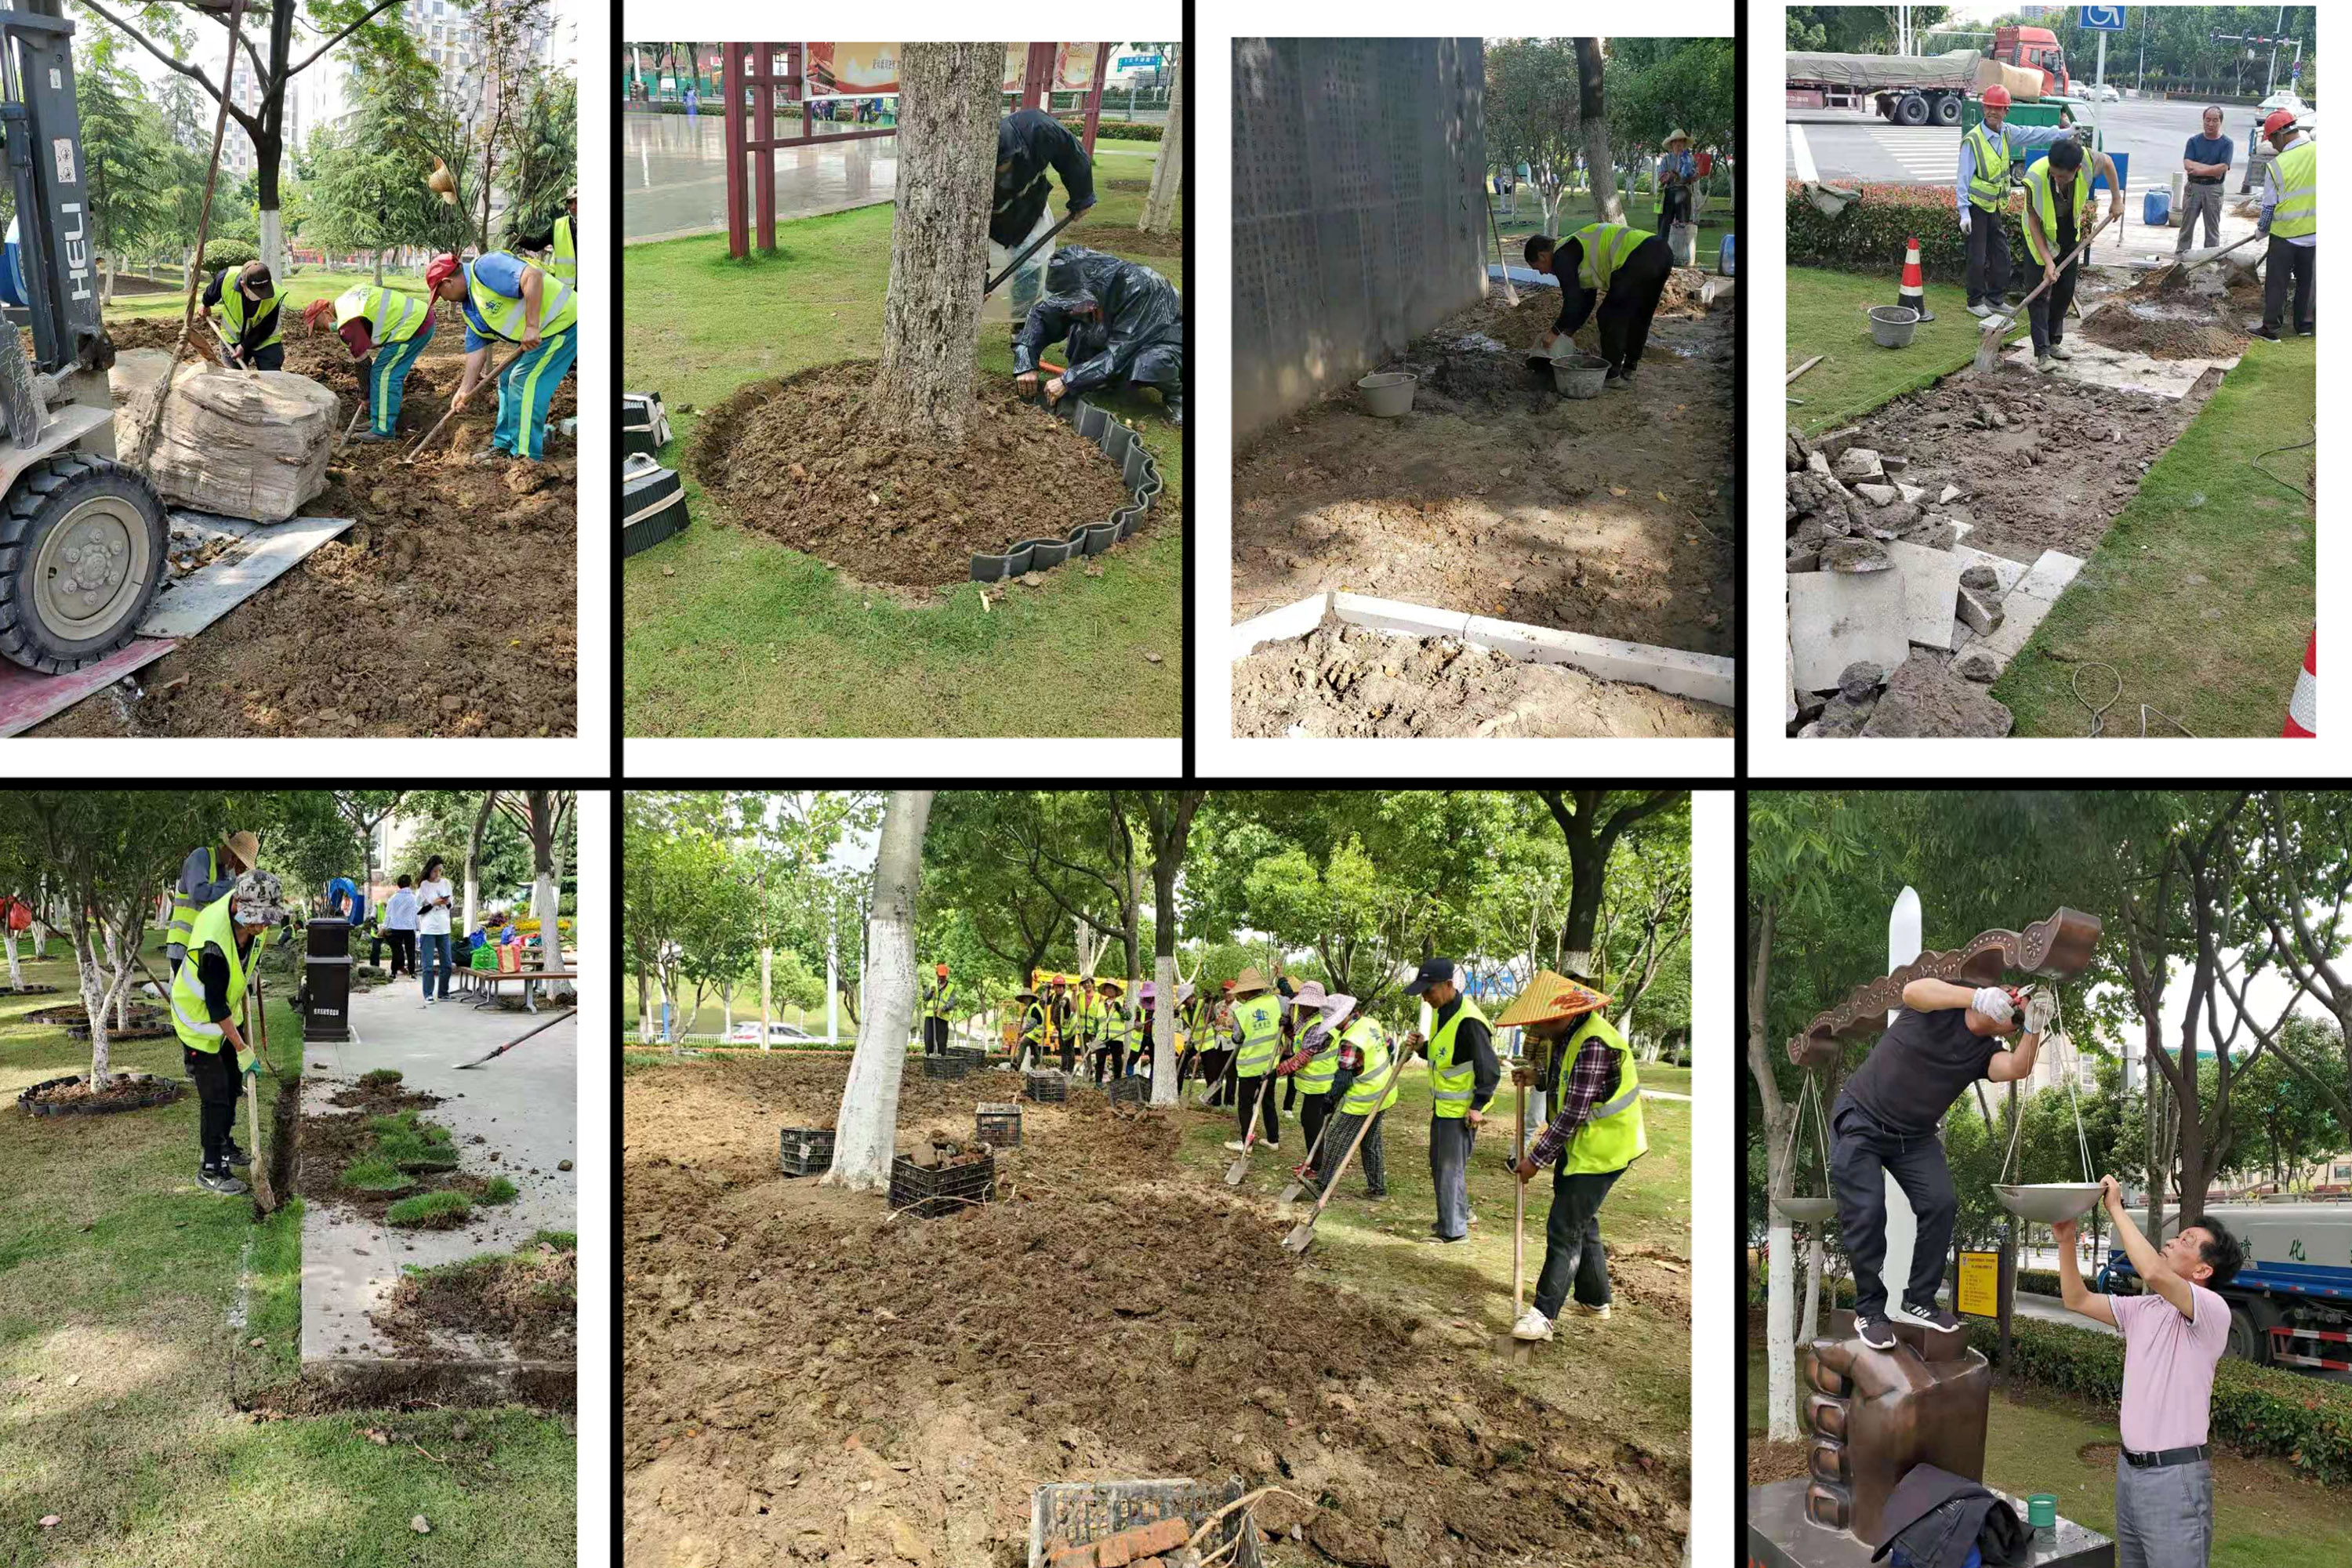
[1317,992,1358,1030]
[1013,987,1040,1003]
[225,830,260,870]
[1230,967,1272,997]
[1288,979,1330,1011]
[1664,129,1690,147]
[1494,971,1612,1029]
[1096,978,1123,996]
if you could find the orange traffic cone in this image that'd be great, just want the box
[2284,632,2316,736]
[1899,237,1933,322]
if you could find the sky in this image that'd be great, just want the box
[109,0,585,92]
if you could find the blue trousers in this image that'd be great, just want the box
[365,332,431,436]
[494,325,577,460]
[419,933,453,1000]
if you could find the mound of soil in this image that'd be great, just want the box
[1234,621,1733,739]
[1100,226,1183,258]
[325,1080,447,1116]
[2081,304,2247,361]
[372,1240,576,1362]
[691,361,1142,587]
[623,1054,1689,1567]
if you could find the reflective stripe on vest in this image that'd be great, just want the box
[1340,1018,1398,1116]
[924,979,956,1018]
[1021,1002,1047,1044]
[1562,1014,1649,1177]
[1569,223,1652,292]
[466,257,577,343]
[2274,141,2317,238]
[169,894,257,1068]
[221,274,284,351]
[1101,1003,1130,1044]
[1233,993,1283,1076]
[1965,124,2010,211]
[333,284,426,347]
[1428,995,1491,1118]
[2021,158,2092,267]
[167,846,215,949]
[550,215,577,285]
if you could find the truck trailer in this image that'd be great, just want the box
[1787,27,2073,128]
[2098,1200,2352,1373]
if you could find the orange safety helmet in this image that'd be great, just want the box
[424,252,463,292]
[1980,85,2012,110]
[2263,108,2299,140]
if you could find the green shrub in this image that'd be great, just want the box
[359,1069,405,1087]
[385,1190,473,1228]
[481,1176,519,1203]
[339,1156,412,1194]
[1087,118,1163,143]
[198,240,259,274]
[1788,181,2031,283]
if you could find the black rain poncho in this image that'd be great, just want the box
[1011,247,1185,415]
[993,108,1098,248]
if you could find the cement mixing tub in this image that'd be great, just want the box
[1356,372,1417,418]
[1550,353,1610,398]
[1994,1183,2104,1223]
[1868,306,1920,348]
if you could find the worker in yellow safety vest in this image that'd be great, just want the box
[170,871,285,1195]
[1497,971,1648,1343]
[1221,967,1283,1152]
[1013,987,1048,1069]
[2255,109,2317,340]
[1520,221,1675,389]
[301,282,436,441]
[1400,959,1502,1245]
[1275,980,1348,1181]
[1071,975,1105,1076]
[1093,978,1131,1084]
[519,187,579,287]
[198,260,287,370]
[2017,137,2123,371]
[1955,85,2077,318]
[1304,1001,1400,1202]
[167,829,257,975]
[426,249,577,463]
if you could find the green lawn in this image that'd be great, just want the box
[622,154,1185,739]
[99,267,430,322]
[1785,266,2024,437]
[0,941,575,1567]
[1747,1342,2352,1566]
[1173,1051,1692,1454]
[1991,333,2314,737]
[1494,186,1734,268]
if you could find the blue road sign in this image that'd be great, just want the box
[2079,6,2127,31]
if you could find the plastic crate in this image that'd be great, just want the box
[922,1054,971,1080]
[779,1126,834,1177]
[949,1046,990,1069]
[1026,1477,1263,1568]
[975,1103,1023,1149]
[1108,1076,1150,1106]
[1024,1071,1069,1104]
[887,1146,995,1218]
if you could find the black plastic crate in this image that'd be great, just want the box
[922,1054,971,1080]
[1024,1071,1069,1103]
[779,1126,834,1177]
[975,1103,1023,1149]
[887,1147,995,1218]
[948,1046,989,1067]
[1026,1477,1264,1568]
[622,455,691,557]
[1107,1076,1150,1106]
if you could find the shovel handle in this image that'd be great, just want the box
[403,346,520,465]
[986,206,1083,296]
[2001,210,2117,320]
[1298,1047,1410,1223]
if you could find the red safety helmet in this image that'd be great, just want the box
[2263,109,2299,140]
[301,298,335,332]
[424,252,463,292]
[1980,85,2012,110]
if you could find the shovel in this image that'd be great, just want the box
[1976,211,2115,372]
[985,205,1084,297]
[242,979,277,1214]
[2142,230,2264,289]
[209,319,256,372]
[456,1006,576,1069]
[402,345,520,466]
[1484,190,1520,308]
[1277,1114,1337,1207]
[1225,1073,1271,1185]
[1282,1049,1407,1254]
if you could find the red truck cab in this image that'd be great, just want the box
[1993,24,2071,98]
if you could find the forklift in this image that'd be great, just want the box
[0,0,168,674]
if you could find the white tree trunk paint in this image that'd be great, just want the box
[1882,887,1923,1308]
[1800,1228,1824,1346]
[258,208,285,289]
[4,929,18,989]
[1151,952,1178,1104]
[826,790,935,1193]
[826,903,839,1044]
[760,946,772,1054]
[1139,48,1185,233]
[1766,1214,1796,1440]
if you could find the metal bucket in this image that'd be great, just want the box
[1868,305,1920,348]
[1550,354,1610,399]
[1356,372,1416,417]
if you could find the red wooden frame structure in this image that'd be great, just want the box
[724,42,1115,257]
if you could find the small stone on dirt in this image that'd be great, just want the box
[439,694,463,713]
[1145,652,1163,664]
[558,1159,573,1171]
[411,1515,431,1534]
[1834,448,1884,483]
[1959,564,1998,592]
[1954,650,2001,684]
[1836,661,1882,701]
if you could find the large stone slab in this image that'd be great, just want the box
[1789,568,1907,693]
[1886,540,1964,650]
[2017,549,2086,602]
[111,350,337,523]
[1999,336,2232,399]
[1858,652,2014,737]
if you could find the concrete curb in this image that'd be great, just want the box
[969,394,1163,582]
[1231,591,1737,710]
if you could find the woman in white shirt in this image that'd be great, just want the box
[415,855,456,1006]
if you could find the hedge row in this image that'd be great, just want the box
[1086,118,1163,143]
[1788,180,2032,282]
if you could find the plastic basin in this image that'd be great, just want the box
[1550,354,1610,399]
[1356,372,1416,417]
[1994,1182,2103,1222]
[1868,306,1920,348]
[1772,1193,1838,1224]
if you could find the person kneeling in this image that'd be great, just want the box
[1013,247,1185,427]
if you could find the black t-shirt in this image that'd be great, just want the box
[1839,1005,2001,1135]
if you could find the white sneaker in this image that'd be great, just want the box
[2052,340,2078,360]
[419,996,433,1008]
[1967,302,1994,318]
[1512,1308,1555,1342]
[1221,1139,1249,1153]
[1572,1301,1612,1320]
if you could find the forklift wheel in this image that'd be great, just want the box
[0,454,167,675]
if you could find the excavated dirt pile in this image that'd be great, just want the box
[692,361,1144,588]
[1232,619,1733,739]
[623,1054,1689,1567]
[372,1238,577,1363]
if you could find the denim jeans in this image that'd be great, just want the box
[419,933,453,999]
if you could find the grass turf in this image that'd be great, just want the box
[0,942,575,1567]
[1785,266,2026,437]
[1494,187,1733,268]
[622,151,1185,739]
[1990,332,2314,737]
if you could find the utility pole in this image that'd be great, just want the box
[2268,6,2285,99]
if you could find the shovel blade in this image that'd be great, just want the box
[1276,1179,1305,1206]
[1224,1153,1250,1186]
[1281,1219,1316,1253]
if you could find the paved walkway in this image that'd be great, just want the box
[625,109,898,241]
[298,982,575,1374]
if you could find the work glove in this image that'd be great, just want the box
[1276,1051,1306,1077]
[2024,986,2057,1035]
[1959,208,1973,236]
[1969,986,2013,1025]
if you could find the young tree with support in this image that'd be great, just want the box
[827,790,937,1192]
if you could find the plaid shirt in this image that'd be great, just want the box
[1527,1035,1621,1169]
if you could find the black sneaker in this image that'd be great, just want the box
[222,1140,251,1167]
[197,1167,249,1196]
[1900,1300,1965,1336]
[2251,324,2284,342]
[1854,1312,1897,1350]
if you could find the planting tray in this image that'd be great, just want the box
[1108,1076,1150,1106]
[1024,1071,1069,1104]
[887,1148,995,1218]
[922,1054,972,1080]
[1027,1477,1264,1568]
[779,1125,835,1177]
[16,1072,183,1116]
[622,453,691,557]
[967,394,1162,582]
[975,1103,1023,1149]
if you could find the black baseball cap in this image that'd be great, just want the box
[1403,957,1457,996]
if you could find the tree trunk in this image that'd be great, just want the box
[373,250,386,285]
[106,928,128,1029]
[826,789,936,1192]
[1799,1227,1824,1346]
[1151,858,1180,1102]
[465,792,496,936]
[74,924,117,1089]
[1138,47,1184,233]
[636,960,653,1044]
[1573,40,1623,224]
[871,43,1000,445]
[1746,900,1800,1441]
[3,928,17,989]
[760,944,773,1054]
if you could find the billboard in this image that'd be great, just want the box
[804,42,901,97]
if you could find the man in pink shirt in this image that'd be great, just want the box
[2053,1174,2245,1568]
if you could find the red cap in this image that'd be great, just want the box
[302,299,335,331]
[2263,109,2298,140]
[1980,85,2011,109]
[935,963,947,975]
[424,252,463,292]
